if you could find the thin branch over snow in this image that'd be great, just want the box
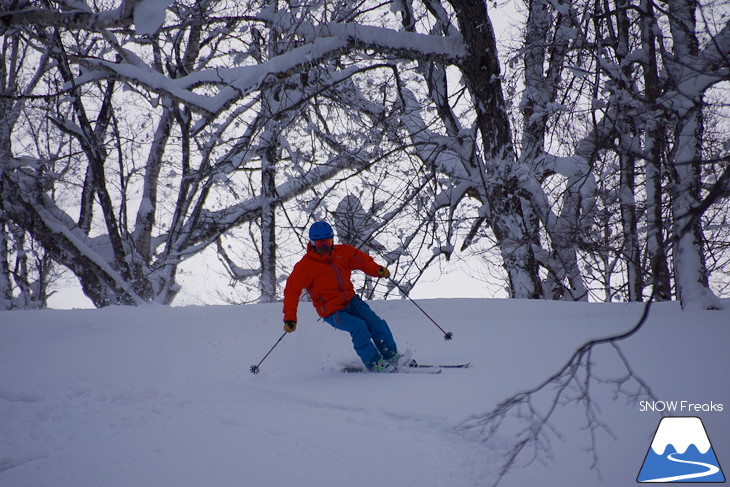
[459,297,659,487]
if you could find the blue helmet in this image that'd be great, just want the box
[309,221,334,241]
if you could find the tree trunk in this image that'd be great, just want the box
[519,0,589,301]
[260,134,278,303]
[619,152,642,301]
[640,0,672,300]
[448,0,542,298]
[0,218,12,310]
[669,103,718,309]
[613,0,643,301]
[665,0,721,309]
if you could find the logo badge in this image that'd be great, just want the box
[637,416,725,483]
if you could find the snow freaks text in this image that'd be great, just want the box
[639,401,724,413]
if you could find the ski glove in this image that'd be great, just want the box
[284,320,297,333]
[377,267,391,279]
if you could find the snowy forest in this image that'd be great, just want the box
[1,0,729,310]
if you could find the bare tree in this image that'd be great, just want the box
[508,0,729,307]
[1,0,727,308]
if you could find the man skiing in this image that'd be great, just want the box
[283,221,401,372]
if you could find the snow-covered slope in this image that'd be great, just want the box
[1,299,728,486]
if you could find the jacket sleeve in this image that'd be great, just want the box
[346,245,382,277]
[283,262,308,322]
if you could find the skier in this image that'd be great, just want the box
[283,221,401,372]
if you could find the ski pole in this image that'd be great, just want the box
[387,279,453,341]
[404,293,453,340]
[250,331,287,374]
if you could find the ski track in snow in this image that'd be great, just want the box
[233,379,490,486]
[0,358,489,486]
[14,383,483,487]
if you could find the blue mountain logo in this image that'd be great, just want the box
[638,416,725,483]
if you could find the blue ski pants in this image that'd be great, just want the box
[323,295,397,370]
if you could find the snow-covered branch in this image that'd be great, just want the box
[0,0,172,34]
[77,21,464,117]
[2,165,145,306]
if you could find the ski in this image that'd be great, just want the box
[398,363,443,374]
[408,361,471,369]
[340,365,442,374]
[339,360,470,374]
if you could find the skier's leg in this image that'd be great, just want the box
[348,296,398,360]
[324,310,381,369]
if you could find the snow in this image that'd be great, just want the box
[133,0,174,36]
[1,298,728,487]
[650,417,711,455]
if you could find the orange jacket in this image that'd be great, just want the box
[283,243,383,322]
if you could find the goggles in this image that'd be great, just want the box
[312,238,333,249]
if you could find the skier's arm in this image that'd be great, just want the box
[282,264,307,323]
[345,244,387,278]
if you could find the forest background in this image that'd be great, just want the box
[1,0,728,310]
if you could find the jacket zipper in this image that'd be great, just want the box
[330,262,349,304]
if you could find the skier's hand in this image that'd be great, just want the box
[377,267,391,279]
[284,320,297,333]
